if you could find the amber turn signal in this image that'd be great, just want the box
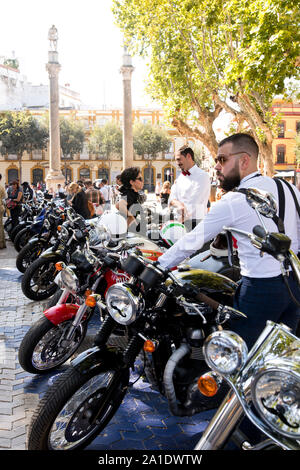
[85,295,97,307]
[57,225,62,231]
[55,262,64,271]
[143,340,156,353]
[197,373,219,397]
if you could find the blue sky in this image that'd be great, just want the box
[1,0,155,108]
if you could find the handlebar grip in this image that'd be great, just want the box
[253,225,267,239]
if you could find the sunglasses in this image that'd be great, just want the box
[135,177,143,181]
[214,151,251,165]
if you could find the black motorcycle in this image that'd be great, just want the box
[16,203,67,273]
[194,187,300,451]
[21,210,90,301]
[27,250,245,450]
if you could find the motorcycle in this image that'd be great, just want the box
[16,202,67,273]
[27,244,246,449]
[5,200,43,242]
[21,209,91,301]
[18,230,162,374]
[194,187,300,450]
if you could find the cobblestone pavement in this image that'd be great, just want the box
[0,237,215,451]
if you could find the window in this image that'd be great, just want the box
[97,168,109,181]
[276,145,285,164]
[7,168,19,183]
[32,168,44,186]
[277,122,285,138]
[79,167,90,180]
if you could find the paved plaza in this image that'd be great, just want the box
[0,235,216,451]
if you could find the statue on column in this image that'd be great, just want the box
[48,25,58,51]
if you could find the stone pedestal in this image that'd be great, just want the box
[45,55,64,190]
[120,50,135,170]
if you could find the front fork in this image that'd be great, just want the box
[194,389,244,450]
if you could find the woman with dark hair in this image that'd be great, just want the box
[116,166,144,229]
[6,180,23,228]
[68,182,91,219]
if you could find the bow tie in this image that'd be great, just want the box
[182,170,191,176]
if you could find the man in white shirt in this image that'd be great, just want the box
[168,146,211,231]
[159,133,300,348]
[100,179,111,210]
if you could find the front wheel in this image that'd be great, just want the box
[16,240,45,273]
[21,256,60,300]
[14,227,32,252]
[28,365,129,450]
[18,316,87,374]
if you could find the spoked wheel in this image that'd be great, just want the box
[21,256,60,300]
[16,241,45,273]
[18,316,87,374]
[28,365,129,450]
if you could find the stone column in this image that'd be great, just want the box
[45,26,64,190]
[120,47,135,170]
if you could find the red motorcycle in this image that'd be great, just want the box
[18,241,163,374]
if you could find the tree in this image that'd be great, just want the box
[133,122,172,158]
[88,121,122,159]
[113,0,300,175]
[59,118,85,159]
[0,111,48,182]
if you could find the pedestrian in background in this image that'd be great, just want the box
[100,179,112,211]
[0,174,7,249]
[160,180,171,208]
[85,179,103,216]
[68,182,91,219]
[6,180,23,228]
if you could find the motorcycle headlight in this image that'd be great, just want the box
[60,267,79,293]
[203,330,248,375]
[251,367,300,439]
[106,284,144,325]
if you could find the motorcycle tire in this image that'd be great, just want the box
[16,240,45,273]
[28,364,129,450]
[14,227,33,252]
[10,223,27,242]
[18,316,87,374]
[21,256,60,301]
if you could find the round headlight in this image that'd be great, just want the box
[203,330,248,375]
[60,268,78,292]
[251,367,300,439]
[106,284,144,325]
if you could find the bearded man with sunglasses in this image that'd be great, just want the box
[159,133,300,348]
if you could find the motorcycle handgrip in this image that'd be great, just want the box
[181,284,220,310]
[253,225,267,239]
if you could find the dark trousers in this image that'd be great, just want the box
[230,273,300,350]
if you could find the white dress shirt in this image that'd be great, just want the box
[168,164,211,220]
[100,185,111,202]
[159,172,300,277]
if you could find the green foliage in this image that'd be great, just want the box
[0,111,48,156]
[88,121,122,158]
[59,118,85,158]
[133,122,172,157]
[113,0,300,173]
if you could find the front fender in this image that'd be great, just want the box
[71,345,125,376]
[44,303,80,325]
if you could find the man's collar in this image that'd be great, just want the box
[239,171,261,185]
